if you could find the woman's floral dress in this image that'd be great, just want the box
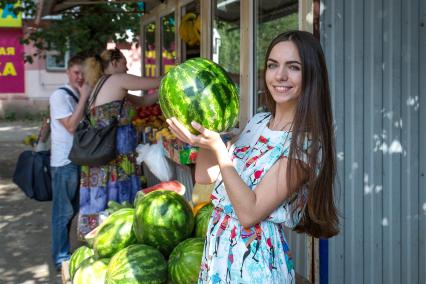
[78,100,140,238]
[199,112,309,284]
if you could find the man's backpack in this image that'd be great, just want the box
[13,150,52,201]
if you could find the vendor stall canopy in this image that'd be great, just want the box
[37,0,297,24]
[216,0,297,25]
[37,0,164,19]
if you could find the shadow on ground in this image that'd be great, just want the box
[0,121,68,284]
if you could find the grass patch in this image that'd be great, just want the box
[1,111,49,122]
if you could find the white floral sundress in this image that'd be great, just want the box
[198,112,309,284]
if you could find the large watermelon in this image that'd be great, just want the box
[168,238,205,284]
[69,246,94,280]
[159,57,239,133]
[194,202,214,238]
[106,244,167,284]
[134,190,194,256]
[93,208,136,258]
[72,256,109,284]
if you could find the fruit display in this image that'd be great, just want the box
[72,256,109,284]
[93,208,136,258]
[168,238,204,284]
[179,13,200,46]
[133,190,194,256]
[71,185,214,283]
[106,244,168,284]
[162,138,199,165]
[105,200,133,214]
[194,202,214,238]
[132,103,176,144]
[192,201,210,215]
[159,57,239,134]
[132,103,165,130]
[69,246,95,280]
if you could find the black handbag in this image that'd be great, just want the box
[68,75,124,166]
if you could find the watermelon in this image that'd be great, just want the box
[133,190,145,207]
[194,202,214,238]
[141,180,186,195]
[159,57,239,133]
[69,246,95,280]
[84,225,100,248]
[192,201,210,215]
[168,238,205,284]
[93,208,136,258]
[106,200,133,214]
[134,190,194,256]
[72,256,109,284]
[106,244,167,284]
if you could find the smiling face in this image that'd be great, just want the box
[265,40,302,109]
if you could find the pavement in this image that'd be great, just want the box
[0,120,79,284]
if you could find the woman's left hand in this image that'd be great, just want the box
[166,117,226,154]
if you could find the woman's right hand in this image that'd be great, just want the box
[166,117,227,156]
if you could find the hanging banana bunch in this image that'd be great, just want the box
[179,13,201,46]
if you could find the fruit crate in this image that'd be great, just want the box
[61,260,71,284]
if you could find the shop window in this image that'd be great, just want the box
[160,12,176,75]
[213,0,241,85]
[45,50,69,71]
[180,1,200,61]
[254,0,298,113]
[143,22,156,77]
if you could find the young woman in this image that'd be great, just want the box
[167,31,339,283]
[77,48,161,238]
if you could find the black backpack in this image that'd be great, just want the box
[13,150,52,201]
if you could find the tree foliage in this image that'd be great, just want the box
[0,0,143,62]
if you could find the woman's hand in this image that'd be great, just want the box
[166,117,227,155]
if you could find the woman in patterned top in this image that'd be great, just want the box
[167,30,339,283]
[76,48,161,238]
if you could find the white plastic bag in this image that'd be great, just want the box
[136,143,174,182]
[136,144,151,164]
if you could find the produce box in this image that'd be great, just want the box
[162,138,198,165]
[61,260,71,284]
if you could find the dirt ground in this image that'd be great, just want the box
[0,120,80,284]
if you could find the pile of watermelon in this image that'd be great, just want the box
[69,186,214,284]
[70,56,237,283]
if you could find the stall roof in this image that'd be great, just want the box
[36,0,163,20]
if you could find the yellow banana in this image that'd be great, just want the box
[179,13,199,46]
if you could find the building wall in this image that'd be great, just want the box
[0,37,142,118]
[320,0,426,283]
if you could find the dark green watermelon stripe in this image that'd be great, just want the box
[107,244,167,283]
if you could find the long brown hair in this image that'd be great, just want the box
[263,31,339,238]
